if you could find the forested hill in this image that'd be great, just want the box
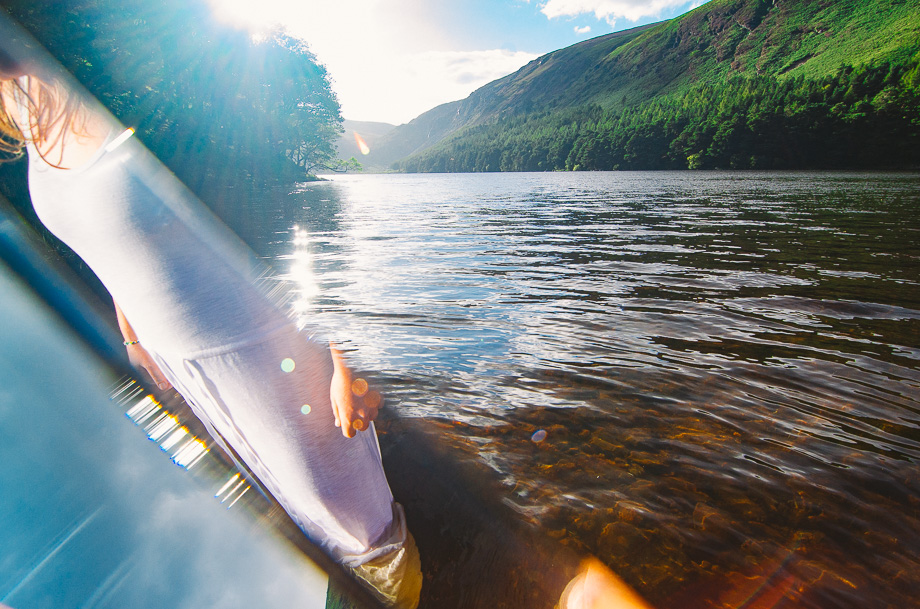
[386,0,920,172]
[363,22,658,168]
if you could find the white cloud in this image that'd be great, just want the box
[408,49,539,90]
[541,0,695,25]
[336,49,538,124]
[574,25,592,34]
[210,0,536,124]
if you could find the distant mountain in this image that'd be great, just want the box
[374,0,920,171]
[335,120,396,169]
[365,23,658,168]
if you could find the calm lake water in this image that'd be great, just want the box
[261,171,919,608]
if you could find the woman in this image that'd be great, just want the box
[0,20,421,609]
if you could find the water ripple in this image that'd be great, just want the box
[274,171,920,608]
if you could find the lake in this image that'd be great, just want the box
[259,171,920,609]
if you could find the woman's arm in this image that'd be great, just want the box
[115,301,172,391]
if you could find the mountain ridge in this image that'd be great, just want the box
[362,23,659,168]
[336,119,395,163]
[367,0,920,170]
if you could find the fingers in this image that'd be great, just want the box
[364,389,383,418]
[351,377,369,397]
[328,345,384,438]
[126,343,172,391]
[331,384,356,438]
[331,394,351,437]
[145,364,172,391]
[141,354,172,391]
[332,401,342,429]
[339,380,383,439]
[341,399,357,439]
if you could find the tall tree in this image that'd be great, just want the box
[2,0,346,241]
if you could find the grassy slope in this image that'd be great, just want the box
[567,0,920,110]
[382,0,920,169]
[367,24,655,167]
[742,0,920,77]
[467,23,660,117]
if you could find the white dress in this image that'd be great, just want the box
[25,128,407,568]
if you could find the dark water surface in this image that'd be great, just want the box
[261,172,919,608]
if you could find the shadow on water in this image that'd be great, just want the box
[376,413,582,608]
[417,376,920,608]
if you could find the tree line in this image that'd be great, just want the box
[395,56,920,173]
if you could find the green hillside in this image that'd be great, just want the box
[565,0,920,108]
[385,0,920,171]
[366,24,655,167]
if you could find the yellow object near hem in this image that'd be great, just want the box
[352,530,422,609]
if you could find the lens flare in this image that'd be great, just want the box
[281,358,295,373]
[365,390,382,410]
[104,127,135,152]
[353,131,371,156]
[351,378,369,397]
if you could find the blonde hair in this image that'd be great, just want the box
[0,75,87,166]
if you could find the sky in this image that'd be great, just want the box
[208,0,708,125]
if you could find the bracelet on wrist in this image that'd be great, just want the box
[123,339,140,346]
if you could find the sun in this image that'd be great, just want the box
[205,0,421,122]
[202,0,536,124]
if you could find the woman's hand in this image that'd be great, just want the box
[114,299,171,391]
[330,345,382,438]
[126,342,172,391]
